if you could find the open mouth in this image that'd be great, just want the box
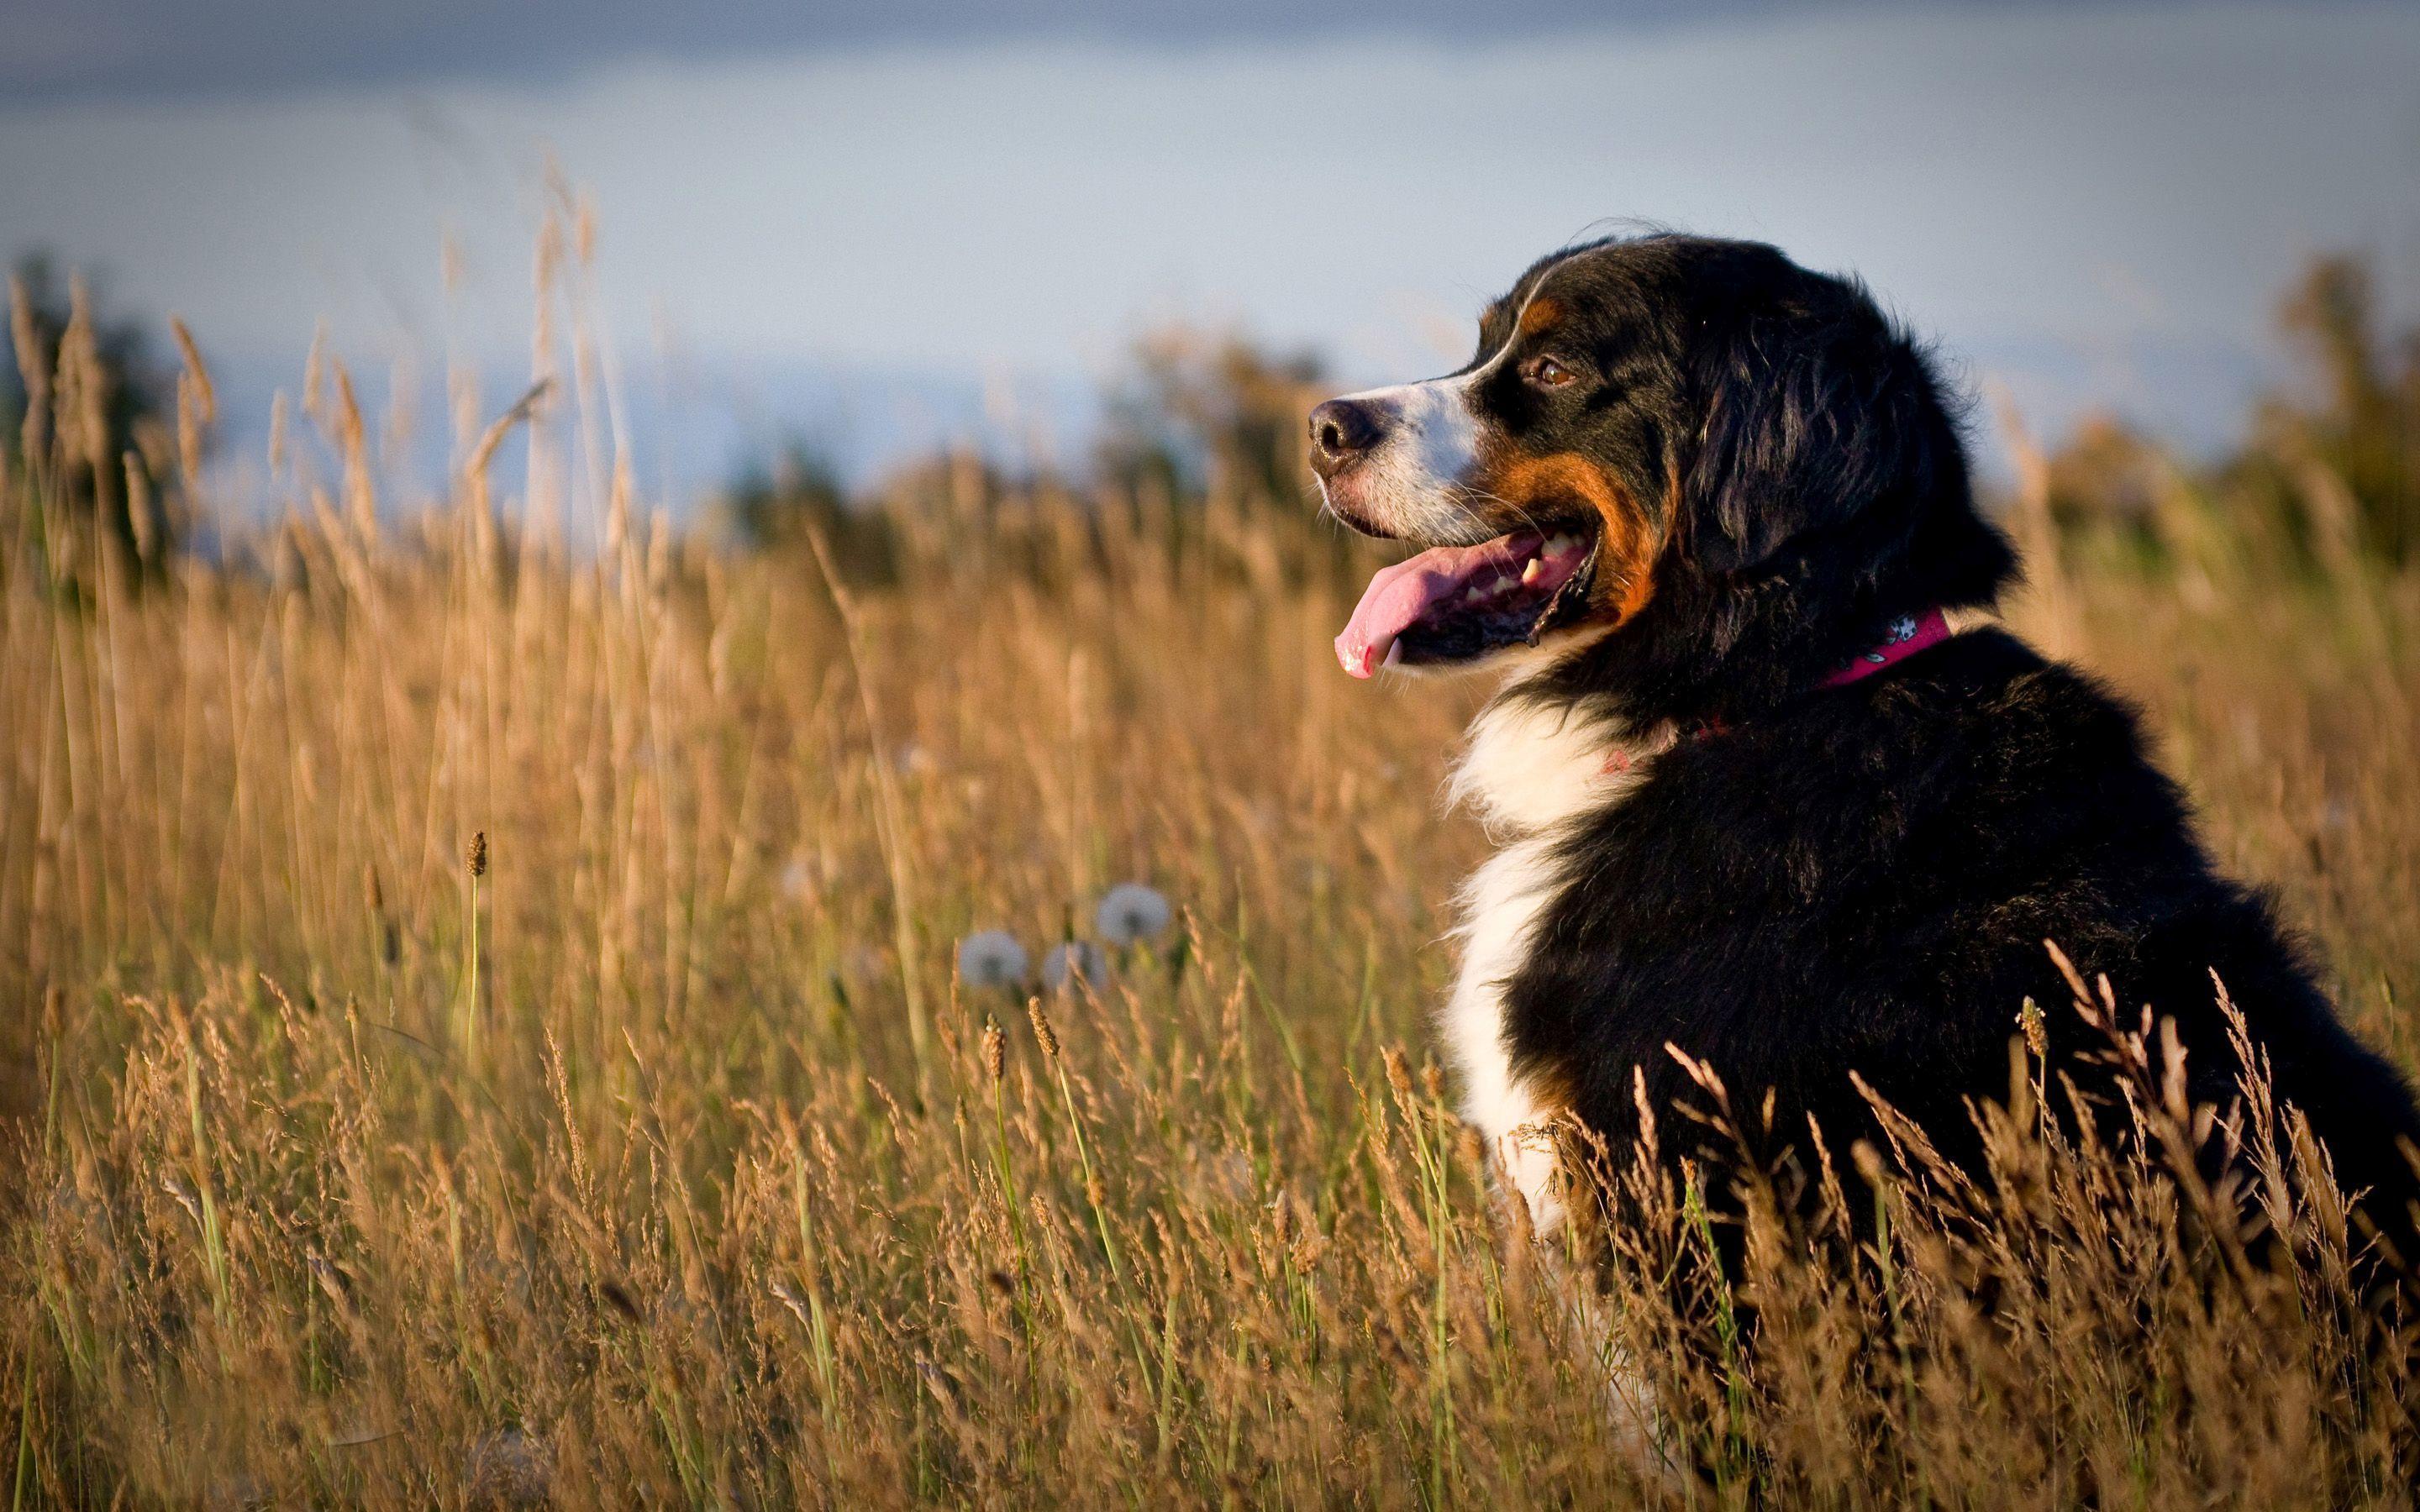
[1335,524,1600,678]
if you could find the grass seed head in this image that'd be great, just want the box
[2019,996,2049,1060]
[1025,996,1060,1058]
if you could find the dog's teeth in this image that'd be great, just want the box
[1521,559,1542,585]
[1464,585,1486,603]
[1545,533,1573,556]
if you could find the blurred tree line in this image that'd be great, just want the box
[718,325,1328,583]
[1092,324,1327,506]
[11,244,2417,591]
[3,255,187,573]
[2045,256,2420,575]
[722,442,897,578]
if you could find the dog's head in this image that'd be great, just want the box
[1313,234,2012,689]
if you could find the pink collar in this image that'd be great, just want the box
[1820,607,1952,688]
[1602,607,1950,774]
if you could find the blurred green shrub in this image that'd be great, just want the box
[2048,255,2418,578]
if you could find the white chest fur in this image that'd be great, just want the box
[1441,694,1659,1228]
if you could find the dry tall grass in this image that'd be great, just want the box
[4,246,2419,1508]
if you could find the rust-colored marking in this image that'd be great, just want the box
[1479,448,1661,627]
[1517,297,1563,337]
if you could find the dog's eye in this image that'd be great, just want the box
[1523,355,1577,390]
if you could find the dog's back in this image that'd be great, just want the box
[1485,623,2420,1276]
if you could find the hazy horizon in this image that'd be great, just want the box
[6,1,2417,497]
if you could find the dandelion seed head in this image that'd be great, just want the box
[1094,883,1171,947]
[955,930,1028,990]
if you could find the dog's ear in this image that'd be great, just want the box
[1680,294,1960,577]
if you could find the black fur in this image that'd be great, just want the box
[1516,630,2420,1264]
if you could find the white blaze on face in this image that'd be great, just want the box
[1357,380,1481,481]
[1318,375,1485,542]
[1318,270,1560,542]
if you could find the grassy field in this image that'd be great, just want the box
[3,255,2418,1507]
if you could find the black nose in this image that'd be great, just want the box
[1307,399,1385,480]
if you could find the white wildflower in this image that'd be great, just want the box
[955,930,1028,990]
[1095,883,1172,947]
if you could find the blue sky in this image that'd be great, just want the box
[4,1,2417,495]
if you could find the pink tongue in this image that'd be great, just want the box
[1335,533,1541,679]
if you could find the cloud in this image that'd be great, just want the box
[7,0,1759,97]
[3,0,2256,99]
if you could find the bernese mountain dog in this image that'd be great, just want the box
[1307,233,2420,1295]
